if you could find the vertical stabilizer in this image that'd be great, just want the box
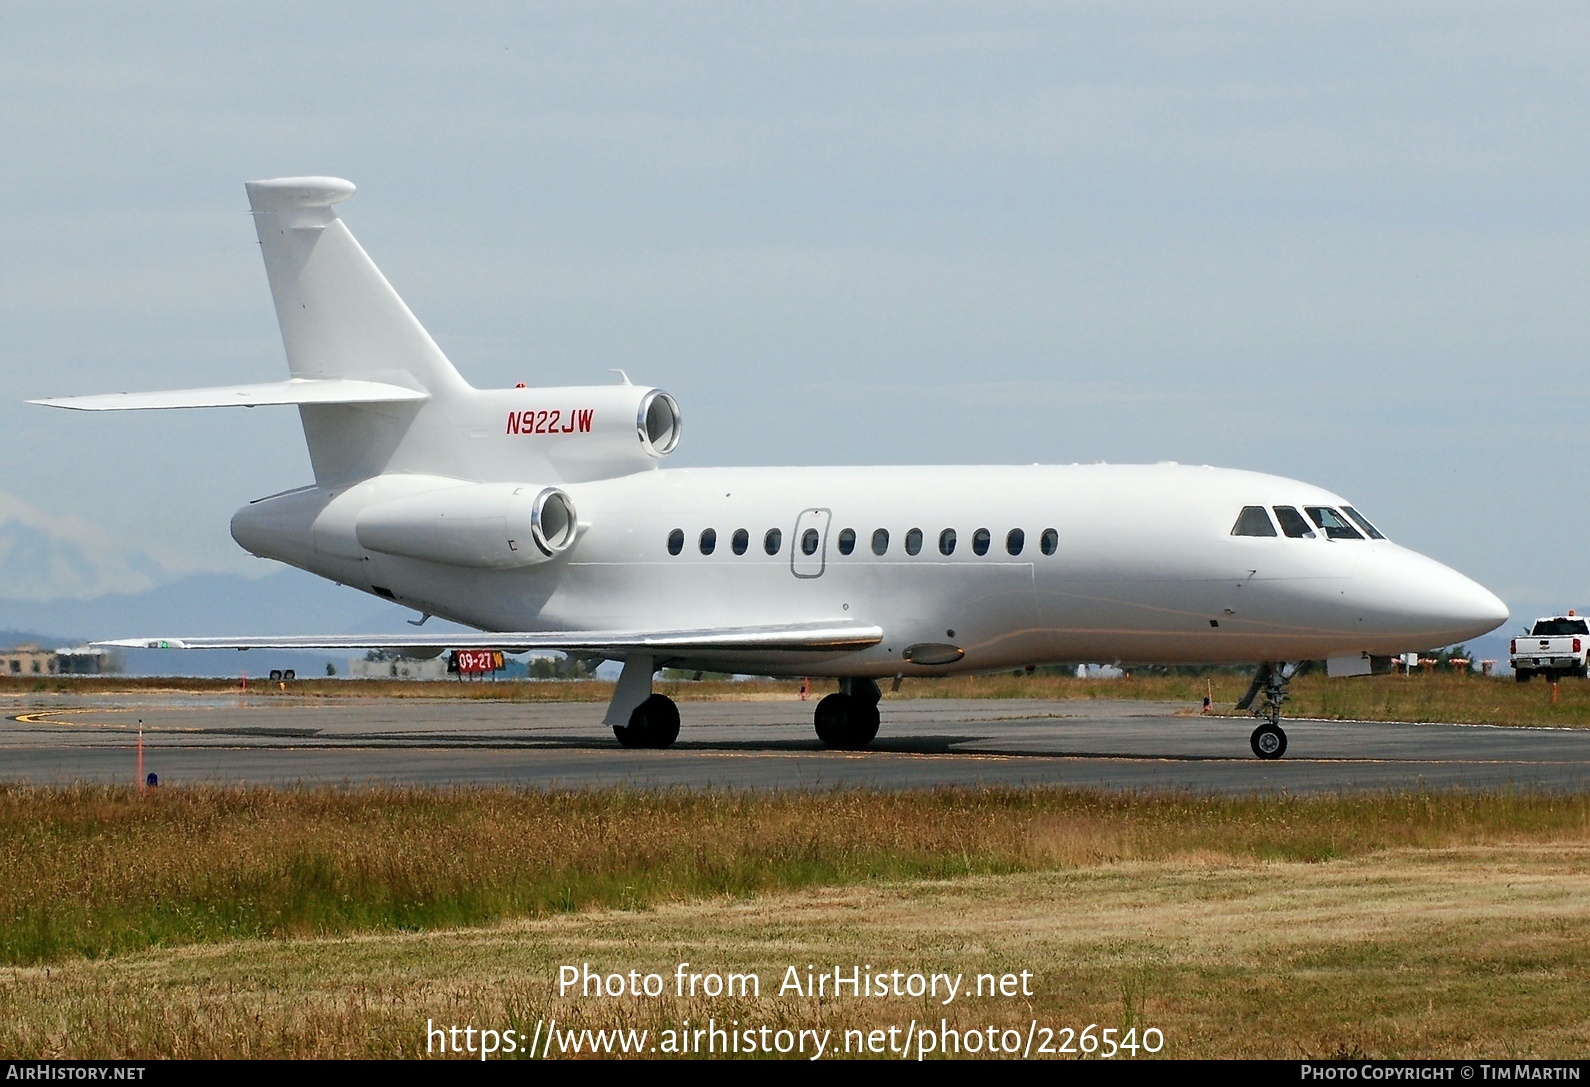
[246,177,472,483]
[246,177,470,394]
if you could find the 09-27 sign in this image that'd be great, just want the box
[450,649,505,674]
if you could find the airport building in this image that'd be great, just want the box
[0,644,117,676]
[346,655,450,681]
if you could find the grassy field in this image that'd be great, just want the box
[7,671,1590,729]
[5,851,1585,1059]
[1,786,1588,1058]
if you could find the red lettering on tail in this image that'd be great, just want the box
[506,407,595,436]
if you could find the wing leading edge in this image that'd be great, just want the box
[29,378,429,412]
[95,620,884,656]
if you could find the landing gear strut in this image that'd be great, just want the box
[1235,662,1306,760]
[814,678,881,749]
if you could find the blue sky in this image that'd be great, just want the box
[2,2,1586,634]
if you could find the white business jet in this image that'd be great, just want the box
[33,178,1508,759]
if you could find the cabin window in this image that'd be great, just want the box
[731,528,749,555]
[667,529,684,555]
[939,529,957,556]
[905,528,923,556]
[1305,506,1363,540]
[801,528,821,555]
[837,528,856,555]
[699,528,717,555]
[764,528,782,555]
[1040,528,1058,555]
[1230,506,1278,537]
[872,528,889,555]
[1342,506,1386,540]
[1272,506,1315,538]
[972,528,991,556]
[1006,528,1025,555]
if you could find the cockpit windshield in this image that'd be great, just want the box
[1272,506,1315,539]
[1532,618,1589,636]
[1230,506,1278,537]
[1342,506,1386,540]
[1305,506,1364,540]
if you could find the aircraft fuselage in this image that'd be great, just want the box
[232,461,1507,678]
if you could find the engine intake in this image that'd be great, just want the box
[638,389,681,457]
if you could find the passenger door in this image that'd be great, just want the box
[790,508,831,579]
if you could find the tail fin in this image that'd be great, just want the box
[246,178,469,394]
[246,177,472,482]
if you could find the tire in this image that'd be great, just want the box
[853,700,880,746]
[614,694,680,749]
[283,669,295,681]
[814,693,879,750]
[269,670,282,681]
[1515,669,1532,683]
[1250,722,1287,760]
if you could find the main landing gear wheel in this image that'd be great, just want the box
[814,693,880,750]
[614,693,680,749]
[1250,722,1287,760]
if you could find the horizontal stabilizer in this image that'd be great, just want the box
[30,378,428,412]
[95,620,884,656]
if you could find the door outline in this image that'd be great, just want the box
[790,508,832,579]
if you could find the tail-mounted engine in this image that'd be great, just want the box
[355,482,578,569]
[490,384,681,482]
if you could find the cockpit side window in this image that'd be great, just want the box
[1272,506,1315,539]
[1342,506,1386,540]
[1231,506,1278,537]
[1305,506,1364,540]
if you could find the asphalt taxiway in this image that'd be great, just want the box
[3,693,1588,793]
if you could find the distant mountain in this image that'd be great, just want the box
[0,629,74,650]
[0,495,167,601]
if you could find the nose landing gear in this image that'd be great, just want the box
[1236,662,1306,759]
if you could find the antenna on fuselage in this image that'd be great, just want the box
[608,369,633,385]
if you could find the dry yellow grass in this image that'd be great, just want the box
[3,845,1586,1059]
[5,786,1586,966]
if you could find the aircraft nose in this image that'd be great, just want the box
[1435,569,1509,637]
[1356,548,1508,644]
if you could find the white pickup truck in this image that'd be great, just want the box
[1510,614,1590,682]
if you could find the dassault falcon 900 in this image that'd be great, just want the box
[33,177,1509,759]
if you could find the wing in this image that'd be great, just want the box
[29,378,428,411]
[95,620,883,656]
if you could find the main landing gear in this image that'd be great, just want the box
[814,678,881,750]
[1234,662,1307,760]
[601,657,885,752]
[605,654,681,749]
[615,693,680,749]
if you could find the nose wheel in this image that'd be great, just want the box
[1250,722,1287,759]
